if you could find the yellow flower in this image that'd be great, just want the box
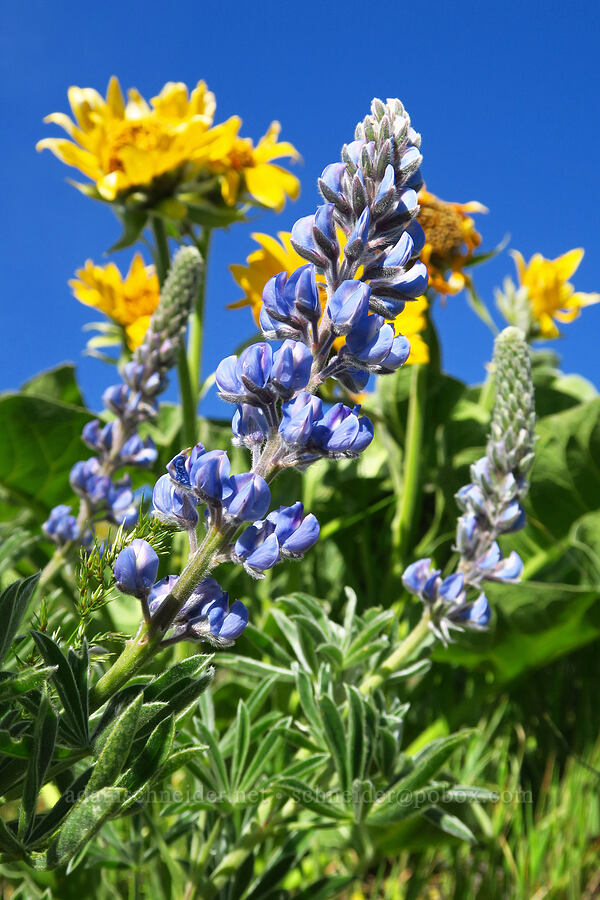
[69,253,159,349]
[229,232,429,364]
[511,248,600,339]
[417,188,487,295]
[37,77,228,201]
[212,122,300,211]
[37,78,299,213]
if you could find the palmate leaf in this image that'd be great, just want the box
[85,694,142,795]
[46,786,128,871]
[0,666,57,701]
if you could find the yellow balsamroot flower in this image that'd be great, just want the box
[417,188,487,295]
[511,248,600,339]
[70,253,159,350]
[212,122,300,212]
[37,77,225,201]
[229,232,429,364]
[37,78,299,213]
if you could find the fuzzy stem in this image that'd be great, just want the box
[359,610,430,694]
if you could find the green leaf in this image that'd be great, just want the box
[85,693,142,795]
[216,655,295,682]
[0,392,90,519]
[0,666,57,701]
[143,654,212,702]
[0,573,40,665]
[20,693,58,842]
[230,700,250,792]
[28,767,93,846]
[0,815,25,858]
[21,365,85,408]
[294,665,323,739]
[319,694,350,795]
[150,746,206,785]
[275,777,349,821]
[118,716,175,806]
[47,786,127,870]
[237,721,288,795]
[30,631,88,746]
[109,209,148,252]
[423,806,477,843]
[347,686,367,783]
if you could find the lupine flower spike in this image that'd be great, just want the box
[403,326,536,644]
[42,246,203,547]
[97,97,433,660]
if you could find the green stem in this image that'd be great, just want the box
[89,527,225,710]
[187,228,212,415]
[151,216,196,446]
[392,363,427,568]
[359,610,431,695]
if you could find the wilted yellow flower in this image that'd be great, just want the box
[417,188,487,295]
[69,253,159,349]
[229,232,429,364]
[37,78,299,212]
[511,248,600,339]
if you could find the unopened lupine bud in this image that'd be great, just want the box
[327,281,371,335]
[114,539,159,599]
[232,404,270,447]
[312,404,374,456]
[271,340,312,397]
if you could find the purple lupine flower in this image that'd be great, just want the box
[326,281,371,335]
[312,403,374,456]
[42,505,80,545]
[232,404,270,448]
[114,539,159,598]
[225,473,271,521]
[279,392,323,447]
[271,340,313,397]
[153,474,199,529]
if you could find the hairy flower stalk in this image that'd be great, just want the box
[90,97,432,707]
[402,327,536,644]
[42,246,203,555]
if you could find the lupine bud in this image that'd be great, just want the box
[343,315,395,368]
[313,204,339,259]
[42,505,80,544]
[114,539,159,598]
[153,474,199,529]
[225,473,271,521]
[290,215,328,267]
[189,449,233,503]
[345,207,371,261]
[174,577,227,624]
[102,384,129,416]
[327,281,371,335]
[271,340,312,397]
[290,265,320,318]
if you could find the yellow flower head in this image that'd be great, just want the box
[212,122,300,212]
[69,253,159,349]
[37,78,300,213]
[511,248,600,339]
[229,232,429,364]
[37,77,224,201]
[417,188,487,295]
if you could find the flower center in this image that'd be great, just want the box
[103,119,167,173]
[418,200,466,261]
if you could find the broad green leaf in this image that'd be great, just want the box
[21,364,85,408]
[0,573,40,665]
[0,392,90,519]
[109,208,148,252]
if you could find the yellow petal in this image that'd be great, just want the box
[244,164,300,211]
[126,316,152,349]
[106,76,125,118]
[552,248,584,282]
[35,138,100,180]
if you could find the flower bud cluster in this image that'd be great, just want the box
[43,247,202,545]
[114,540,248,648]
[403,328,536,644]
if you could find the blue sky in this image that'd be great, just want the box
[2,0,599,416]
